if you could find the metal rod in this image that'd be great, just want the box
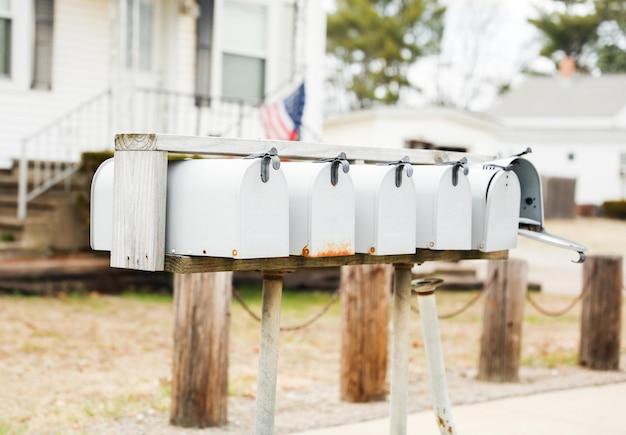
[390,263,413,435]
[255,272,284,435]
[17,141,28,221]
[415,282,458,435]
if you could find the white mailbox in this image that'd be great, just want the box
[90,149,290,259]
[349,158,417,255]
[486,148,587,262]
[468,164,521,252]
[90,158,114,251]
[412,159,472,250]
[166,150,289,258]
[282,154,355,257]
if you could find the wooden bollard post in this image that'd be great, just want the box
[255,272,284,435]
[340,264,392,402]
[389,263,412,435]
[170,272,232,427]
[478,259,528,382]
[579,255,623,370]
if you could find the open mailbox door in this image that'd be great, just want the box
[487,148,588,263]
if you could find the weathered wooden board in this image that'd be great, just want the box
[165,250,508,274]
[115,133,495,164]
[111,150,168,271]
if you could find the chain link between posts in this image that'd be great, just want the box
[233,268,603,328]
[525,268,596,317]
[232,288,340,332]
[411,288,485,319]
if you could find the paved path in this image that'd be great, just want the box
[296,382,626,435]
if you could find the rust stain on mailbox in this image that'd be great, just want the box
[304,242,354,258]
[436,412,455,435]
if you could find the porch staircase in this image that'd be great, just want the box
[0,162,81,255]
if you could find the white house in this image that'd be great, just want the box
[324,75,626,205]
[0,0,326,218]
[490,75,626,205]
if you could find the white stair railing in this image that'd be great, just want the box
[17,89,113,220]
[16,88,262,220]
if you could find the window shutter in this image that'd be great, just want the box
[195,0,214,104]
[32,0,54,90]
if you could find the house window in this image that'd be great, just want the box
[32,0,54,90]
[125,0,154,72]
[195,0,214,99]
[0,0,11,78]
[406,139,468,153]
[221,0,267,103]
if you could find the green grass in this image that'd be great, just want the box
[0,422,25,435]
[522,349,579,368]
[120,291,172,304]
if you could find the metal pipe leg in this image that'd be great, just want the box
[390,264,412,435]
[254,272,284,435]
[416,283,458,435]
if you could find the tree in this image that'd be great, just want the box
[595,0,626,72]
[529,0,626,73]
[528,2,601,70]
[327,0,445,108]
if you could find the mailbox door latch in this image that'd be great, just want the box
[379,156,413,187]
[438,157,469,186]
[317,152,350,186]
[245,147,281,183]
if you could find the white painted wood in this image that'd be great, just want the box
[281,161,355,257]
[412,165,472,250]
[166,158,289,259]
[255,273,283,435]
[134,133,494,164]
[350,164,417,255]
[468,166,521,252]
[417,292,458,435]
[390,264,412,435]
[110,150,168,271]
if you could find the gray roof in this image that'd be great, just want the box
[489,75,626,118]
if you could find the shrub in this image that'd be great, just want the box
[602,200,626,220]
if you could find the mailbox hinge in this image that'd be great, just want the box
[245,147,281,183]
[438,157,469,187]
[380,156,413,187]
[316,152,350,186]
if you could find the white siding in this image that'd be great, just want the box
[0,0,111,159]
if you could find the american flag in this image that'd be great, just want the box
[260,82,306,141]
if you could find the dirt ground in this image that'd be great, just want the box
[1,217,625,434]
[1,288,625,433]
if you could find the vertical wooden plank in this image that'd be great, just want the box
[170,272,232,427]
[111,150,168,271]
[478,259,528,382]
[389,264,412,435]
[340,264,392,402]
[579,255,623,370]
[255,272,284,435]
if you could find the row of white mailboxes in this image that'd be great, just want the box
[90,149,586,261]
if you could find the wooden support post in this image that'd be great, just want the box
[111,140,168,271]
[478,259,528,382]
[170,272,232,427]
[389,264,412,435]
[340,264,392,402]
[255,272,284,435]
[579,255,623,370]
